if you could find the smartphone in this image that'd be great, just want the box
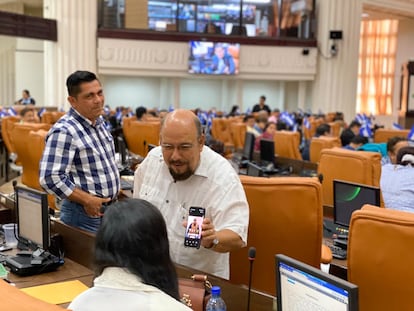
[184,207,205,249]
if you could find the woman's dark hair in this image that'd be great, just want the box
[66,71,98,97]
[94,198,180,300]
[396,146,414,166]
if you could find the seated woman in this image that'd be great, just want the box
[69,198,191,311]
[381,146,414,213]
[254,122,276,152]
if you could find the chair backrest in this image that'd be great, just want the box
[230,175,323,295]
[230,122,246,151]
[40,111,65,124]
[328,121,342,137]
[373,128,410,143]
[273,131,302,160]
[1,116,21,155]
[309,136,341,163]
[348,204,414,310]
[317,147,381,207]
[122,121,160,157]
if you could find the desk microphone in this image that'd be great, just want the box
[247,246,256,311]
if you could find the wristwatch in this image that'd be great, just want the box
[206,238,219,249]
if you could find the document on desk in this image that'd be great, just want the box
[21,280,89,304]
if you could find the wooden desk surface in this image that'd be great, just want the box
[8,257,94,289]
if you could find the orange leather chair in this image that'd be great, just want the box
[122,121,160,157]
[348,204,414,310]
[211,118,235,155]
[373,128,410,143]
[41,111,65,124]
[273,131,302,160]
[1,115,21,158]
[230,122,246,152]
[230,175,331,295]
[309,136,341,163]
[317,148,381,207]
[328,121,342,137]
[11,125,57,209]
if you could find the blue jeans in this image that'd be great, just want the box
[60,199,101,233]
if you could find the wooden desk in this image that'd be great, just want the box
[8,257,94,289]
[52,219,275,311]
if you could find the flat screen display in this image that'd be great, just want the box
[276,254,359,311]
[333,179,380,228]
[16,186,50,250]
[188,41,240,75]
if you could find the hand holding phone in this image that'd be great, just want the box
[184,207,205,249]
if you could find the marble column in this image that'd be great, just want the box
[43,0,98,110]
[311,0,362,123]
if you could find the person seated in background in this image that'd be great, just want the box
[252,95,271,114]
[254,122,276,152]
[69,198,191,311]
[301,123,331,160]
[204,21,222,34]
[209,43,235,75]
[244,114,261,137]
[380,146,414,213]
[135,106,148,121]
[19,107,38,123]
[15,89,36,105]
[268,108,280,124]
[343,135,368,150]
[340,120,361,146]
[227,105,240,117]
[382,136,409,165]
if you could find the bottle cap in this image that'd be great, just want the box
[211,286,221,295]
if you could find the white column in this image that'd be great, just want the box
[43,0,97,110]
[311,0,362,123]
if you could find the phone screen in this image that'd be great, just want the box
[184,207,205,249]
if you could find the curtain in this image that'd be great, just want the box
[357,20,398,115]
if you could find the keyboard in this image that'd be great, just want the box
[329,244,347,260]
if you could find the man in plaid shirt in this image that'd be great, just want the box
[40,71,120,233]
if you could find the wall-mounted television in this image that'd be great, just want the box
[188,41,240,75]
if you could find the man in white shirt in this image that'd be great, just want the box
[133,109,249,279]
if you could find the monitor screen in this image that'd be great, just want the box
[188,41,240,75]
[276,254,359,311]
[16,186,50,251]
[117,136,127,166]
[260,139,275,164]
[242,132,255,161]
[334,180,380,228]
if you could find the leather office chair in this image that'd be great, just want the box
[373,128,410,143]
[273,130,302,160]
[348,204,414,310]
[1,116,21,164]
[309,136,341,163]
[328,121,342,137]
[122,120,160,157]
[230,122,246,151]
[229,175,331,295]
[40,111,65,124]
[317,147,381,207]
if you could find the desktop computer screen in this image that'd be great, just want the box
[334,180,380,228]
[276,254,359,311]
[260,139,275,164]
[15,186,50,251]
[242,132,255,161]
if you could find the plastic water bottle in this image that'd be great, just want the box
[206,286,226,311]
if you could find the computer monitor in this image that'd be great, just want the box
[333,179,380,228]
[260,139,275,164]
[15,186,50,251]
[117,136,127,166]
[242,132,255,161]
[276,254,359,311]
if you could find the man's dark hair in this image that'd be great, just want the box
[20,107,34,117]
[260,95,266,101]
[315,123,331,137]
[349,120,362,129]
[95,198,180,300]
[387,136,408,153]
[350,135,368,145]
[66,71,98,97]
[135,106,147,120]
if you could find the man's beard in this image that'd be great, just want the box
[168,164,194,181]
